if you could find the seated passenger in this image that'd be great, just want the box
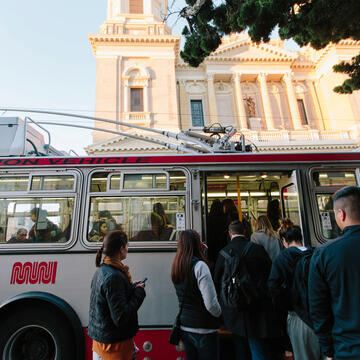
[8,228,28,243]
[89,220,108,242]
[29,207,64,243]
[99,210,122,232]
[152,202,173,241]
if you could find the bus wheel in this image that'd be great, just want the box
[0,305,76,360]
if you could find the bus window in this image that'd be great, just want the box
[312,171,356,187]
[90,172,108,192]
[0,176,29,192]
[122,173,168,190]
[0,197,74,244]
[169,171,187,191]
[311,169,357,241]
[281,184,301,226]
[87,195,185,242]
[31,175,74,191]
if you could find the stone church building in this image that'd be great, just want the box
[85,0,360,154]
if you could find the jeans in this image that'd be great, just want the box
[181,331,219,360]
[233,335,272,360]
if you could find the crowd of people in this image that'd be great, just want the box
[87,186,360,360]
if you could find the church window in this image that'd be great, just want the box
[297,99,308,125]
[191,100,204,127]
[130,88,144,112]
[129,0,143,14]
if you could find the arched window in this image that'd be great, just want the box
[123,67,151,123]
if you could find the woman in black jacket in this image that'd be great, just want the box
[88,231,146,360]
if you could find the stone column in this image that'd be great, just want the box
[178,80,189,129]
[305,79,325,130]
[207,74,218,124]
[144,81,149,113]
[283,72,303,129]
[257,73,275,130]
[124,82,129,113]
[232,73,248,129]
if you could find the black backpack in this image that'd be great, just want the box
[219,242,259,310]
[292,248,314,328]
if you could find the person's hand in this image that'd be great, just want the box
[326,358,333,360]
[136,282,145,288]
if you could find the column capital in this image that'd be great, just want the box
[283,72,294,82]
[178,79,186,87]
[207,74,215,81]
[258,72,268,80]
[232,72,242,82]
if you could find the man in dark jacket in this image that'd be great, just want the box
[309,186,360,360]
[214,220,280,360]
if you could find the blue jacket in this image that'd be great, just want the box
[88,263,146,344]
[309,225,360,359]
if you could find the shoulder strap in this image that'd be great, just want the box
[220,248,232,260]
[242,241,253,257]
[220,241,253,260]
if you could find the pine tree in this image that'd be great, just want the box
[179,0,360,93]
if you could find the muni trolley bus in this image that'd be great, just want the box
[0,152,359,360]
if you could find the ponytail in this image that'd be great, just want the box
[95,246,103,267]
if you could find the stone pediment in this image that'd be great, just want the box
[207,33,297,63]
[85,128,182,155]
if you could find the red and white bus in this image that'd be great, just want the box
[0,152,359,360]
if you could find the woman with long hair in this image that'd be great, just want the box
[89,219,108,242]
[171,230,221,360]
[88,231,146,360]
[251,215,281,262]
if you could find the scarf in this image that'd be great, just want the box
[103,256,132,282]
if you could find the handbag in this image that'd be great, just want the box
[169,281,188,345]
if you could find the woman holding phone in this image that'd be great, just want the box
[171,229,221,360]
[88,230,146,360]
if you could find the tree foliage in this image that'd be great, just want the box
[180,0,360,93]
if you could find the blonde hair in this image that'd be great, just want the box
[255,215,277,239]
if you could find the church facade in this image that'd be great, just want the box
[86,0,360,154]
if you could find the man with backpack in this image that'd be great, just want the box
[309,186,360,360]
[214,220,280,360]
[268,225,323,360]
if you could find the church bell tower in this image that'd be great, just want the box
[89,0,180,143]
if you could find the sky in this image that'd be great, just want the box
[0,1,297,155]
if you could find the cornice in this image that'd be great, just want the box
[88,34,181,56]
[205,56,294,63]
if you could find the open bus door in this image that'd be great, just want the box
[279,170,307,243]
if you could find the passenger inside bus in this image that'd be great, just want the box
[267,199,281,231]
[29,207,65,243]
[8,228,28,243]
[89,220,108,242]
[99,210,122,232]
[151,202,174,241]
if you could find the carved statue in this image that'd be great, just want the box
[244,96,256,118]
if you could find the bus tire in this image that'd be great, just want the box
[0,303,76,360]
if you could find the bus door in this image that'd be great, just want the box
[279,170,302,229]
[201,169,303,261]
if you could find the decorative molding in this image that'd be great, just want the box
[186,81,206,95]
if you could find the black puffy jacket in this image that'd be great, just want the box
[88,263,146,344]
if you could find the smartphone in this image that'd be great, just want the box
[140,277,148,284]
